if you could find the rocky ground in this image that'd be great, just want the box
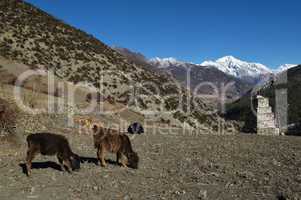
[0,129,301,200]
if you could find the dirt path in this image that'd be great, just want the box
[0,131,301,200]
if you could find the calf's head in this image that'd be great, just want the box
[70,154,81,171]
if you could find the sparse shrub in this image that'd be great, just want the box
[22,85,41,109]
[155,99,161,105]
[173,111,187,123]
[107,95,116,105]
[5,38,14,44]
[29,62,39,70]
[0,98,18,135]
[192,111,208,124]
[137,98,147,109]
[160,118,171,125]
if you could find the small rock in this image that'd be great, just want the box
[30,187,35,194]
[210,172,219,177]
[198,190,207,200]
[272,159,281,167]
[296,174,301,183]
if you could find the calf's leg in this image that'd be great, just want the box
[26,148,37,176]
[97,146,107,167]
[57,155,65,171]
[121,154,128,168]
[116,152,122,164]
[63,159,72,173]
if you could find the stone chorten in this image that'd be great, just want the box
[257,95,279,135]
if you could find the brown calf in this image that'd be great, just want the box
[92,125,139,169]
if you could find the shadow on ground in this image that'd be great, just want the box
[19,161,62,175]
[19,157,120,175]
[79,156,119,166]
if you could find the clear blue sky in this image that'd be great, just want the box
[26,0,300,68]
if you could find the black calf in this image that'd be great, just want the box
[26,133,80,176]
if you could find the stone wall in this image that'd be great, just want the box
[257,95,280,135]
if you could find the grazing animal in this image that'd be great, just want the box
[25,133,80,176]
[128,122,144,135]
[92,125,139,169]
[74,117,93,135]
[74,117,104,135]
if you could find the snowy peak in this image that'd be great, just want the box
[150,56,272,79]
[216,55,241,63]
[149,57,191,68]
[276,64,298,73]
[149,55,297,79]
[201,56,272,78]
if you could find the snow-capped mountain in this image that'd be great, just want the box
[146,54,299,102]
[148,56,255,100]
[149,57,190,68]
[200,56,272,78]
[150,56,299,79]
[276,64,298,73]
[150,55,273,82]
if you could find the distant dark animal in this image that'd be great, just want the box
[92,125,139,169]
[25,133,80,176]
[127,122,144,135]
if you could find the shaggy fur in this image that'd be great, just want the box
[26,133,80,176]
[92,126,139,169]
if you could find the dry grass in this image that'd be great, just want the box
[21,84,41,109]
[0,0,233,131]
[0,132,23,157]
[0,97,18,134]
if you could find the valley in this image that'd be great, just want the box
[0,0,300,199]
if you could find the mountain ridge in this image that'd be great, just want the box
[201,55,272,78]
[276,64,298,73]
[150,55,298,77]
[0,0,233,131]
[113,50,252,101]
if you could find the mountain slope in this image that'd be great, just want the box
[0,0,233,131]
[149,57,253,101]
[113,47,159,73]
[113,47,148,66]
